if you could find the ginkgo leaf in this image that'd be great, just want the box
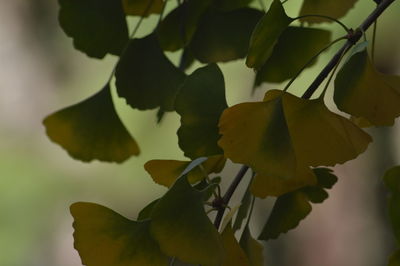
[233,189,252,232]
[156,0,212,51]
[246,0,293,69]
[383,166,400,243]
[299,0,358,23]
[150,176,224,266]
[144,155,226,187]
[240,226,264,266]
[59,0,128,58]
[221,224,250,266]
[122,0,164,17]
[389,250,400,266]
[137,199,160,221]
[334,48,400,126]
[43,85,139,163]
[213,0,254,11]
[190,8,263,63]
[70,202,168,266]
[175,64,228,159]
[255,27,331,85]
[258,168,337,240]
[218,90,297,180]
[282,92,372,166]
[115,34,186,111]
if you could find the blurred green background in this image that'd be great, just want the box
[0,0,399,265]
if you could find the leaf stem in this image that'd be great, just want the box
[294,15,350,33]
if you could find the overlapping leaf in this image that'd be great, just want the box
[150,176,224,266]
[70,202,168,266]
[43,85,139,163]
[221,224,250,266]
[334,48,400,126]
[115,34,186,111]
[190,8,263,63]
[144,155,226,187]
[59,0,128,58]
[246,0,293,69]
[157,0,212,51]
[299,0,358,23]
[255,27,331,85]
[240,226,264,266]
[175,64,228,159]
[258,168,337,240]
[122,0,164,17]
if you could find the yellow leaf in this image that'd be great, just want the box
[221,224,250,266]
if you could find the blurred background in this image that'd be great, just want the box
[0,0,399,265]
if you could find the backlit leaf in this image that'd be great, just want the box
[70,202,168,266]
[221,224,250,266]
[144,155,226,187]
[190,8,263,63]
[299,0,358,23]
[122,0,164,17]
[334,48,400,126]
[240,226,264,266]
[58,0,128,58]
[175,64,228,159]
[156,0,212,51]
[150,176,224,266]
[246,0,293,69]
[383,166,400,243]
[258,168,337,240]
[43,85,139,163]
[255,26,331,85]
[115,34,186,111]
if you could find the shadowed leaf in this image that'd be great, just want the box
[175,64,228,159]
[299,0,358,23]
[334,48,400,126]
[221,224,250,266]
[144,155,226,187]
[383,166,400,243]
[137,199,160,221]
[233,189,252,232]
[246,0,293,69]
[59,0,128,58]
[70,202,168,266]
[190,8,263,63]
[240,226,264,266]
[115,34,186,111]
[255,26,331,85]
[43,85,139,163]
[389,250,400,266]
[122,0,164,16]
[213,0,254,11]
[150,176,224,266]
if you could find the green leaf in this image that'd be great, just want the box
[190,8,263,63]
[43,85,139,163]
[246,0,293,69]
[144,155,226,187]
[389,250,400,266]
[58,0,128,58]
[150,176,224,266]
[122,0,164,17]
[175,64,228,159]
[258,168,337,240]
[213,0,254,11]
[221,224,250,266]
[239,226,264,266]
[299,0,358,23]
[70,202,168,266]
[255,26,331,85]
[137,199,160,221]
[156,0,213,51]
[383,166,400,243]
[334,48,400,126]
[115,34,186,111]
[233,189,252,232]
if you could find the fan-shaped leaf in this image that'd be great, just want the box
[190,8,263,63]
[43,85,139,163]
[156,0,212,51]
[255,27,331,85]
[334,48,400,126]
[70,202,168,266]
[58,0,128,58]
[299,0,358,23]
[175,64,228,159]
[246,0,293,69]
[240,226,264,266]
[144,155,226,187]
[221,224,250,266]
[115,34,186,111]
[150,176,224,266]
[122,0,163,17]
[137,199,160,221]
